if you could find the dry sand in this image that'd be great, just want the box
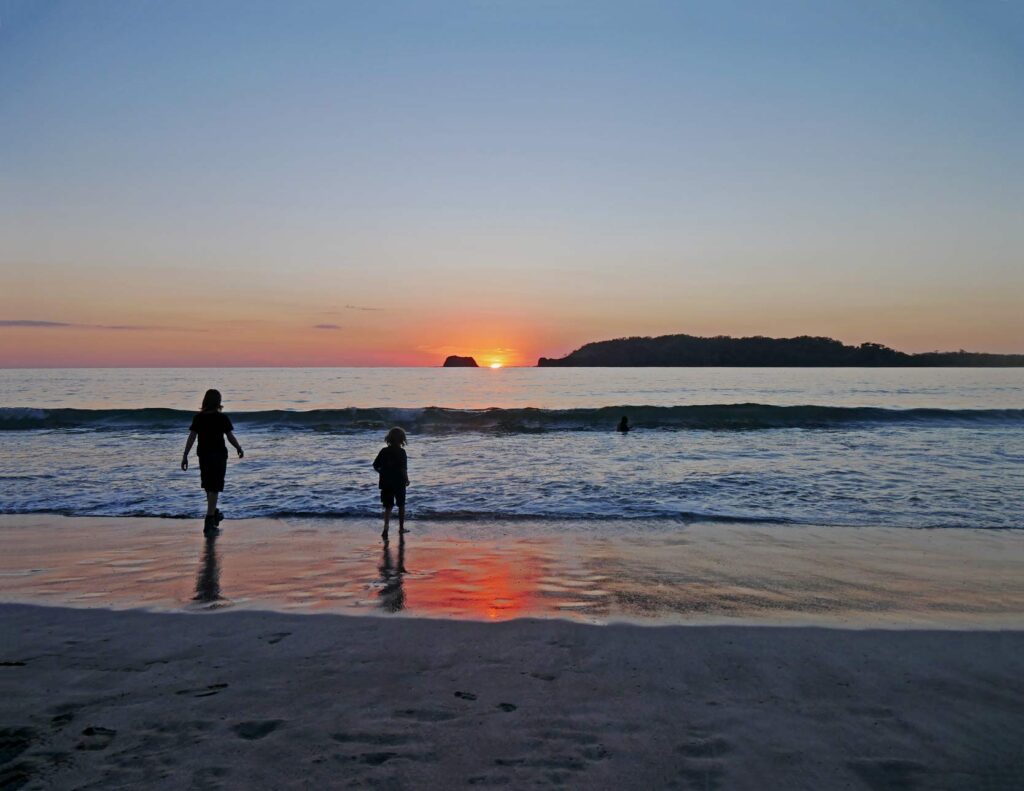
[2,604,1023,789]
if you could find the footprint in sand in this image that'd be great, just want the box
[676,729,731,791]
[331,732,414,746]
[677,734,731,758]
[454,691,477,701]
[232,720,283,740]
[848,757,926,789]
[496,703,517,713]
[259,632,291,645]
[75,726,116,751]
[176,683,228,698]
[394,708,457,722]
[0,726,36,764]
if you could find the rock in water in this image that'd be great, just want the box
[443,355,478,367]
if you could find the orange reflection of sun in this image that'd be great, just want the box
[405,542,543,620]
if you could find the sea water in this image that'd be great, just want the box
[0,368,1021,529]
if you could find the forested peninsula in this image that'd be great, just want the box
[537,334,1024,367]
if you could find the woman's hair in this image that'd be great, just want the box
[385,427,407,446]
[201,389,223,412]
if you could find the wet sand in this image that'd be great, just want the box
[1,515,1022,627]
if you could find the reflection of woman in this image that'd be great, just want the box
[377,535,407,613]
[193,534,223,604]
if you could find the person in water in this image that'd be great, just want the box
[617,415,630,433]
[373,427,409,539]
[181,389,244,534]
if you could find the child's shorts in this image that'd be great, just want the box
[380,486,406,510]
[199,453,227,492]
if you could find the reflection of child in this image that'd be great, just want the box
[373,427,409,539]
[181,388,244,534]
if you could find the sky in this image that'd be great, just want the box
[1,0,1022,367]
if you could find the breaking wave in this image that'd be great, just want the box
[2,404,1022,432]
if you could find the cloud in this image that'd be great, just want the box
[0,319,191,331]
[0,319,72,327]
[313,323,342,330]
[344,304,383,312]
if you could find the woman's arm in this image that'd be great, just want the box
[181,430,197,470]
[226,431,244,458]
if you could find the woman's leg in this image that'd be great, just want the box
[206,490,219,517]
[398,504,406,533]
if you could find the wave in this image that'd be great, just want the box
[1,404,1022,432]
[0,504,801,525]
[3,505,1011,530]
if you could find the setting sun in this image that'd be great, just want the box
[489,362,503,369]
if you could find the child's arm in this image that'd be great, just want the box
[373,449,383,472]
[181,430,197,470]
[226,431,244,458]
[402,451,409,486]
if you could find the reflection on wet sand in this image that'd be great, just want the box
[2,515,1023,628]
[193,533,224,606]
[377,535,406,613]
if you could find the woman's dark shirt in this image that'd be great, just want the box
[373,446,408,489]
[190,411,233,457]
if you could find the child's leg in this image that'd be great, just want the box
[206,490,219,517]
[398,504,406,533]
[382,506,392,536]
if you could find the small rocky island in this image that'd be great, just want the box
[443,355,479,367]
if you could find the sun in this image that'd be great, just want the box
[489,362,503,369]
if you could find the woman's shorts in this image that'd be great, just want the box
[380,486,406,510]
[199,453,228,492]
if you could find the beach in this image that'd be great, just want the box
[2,515,1024,788]
[3,604,1023,789]
[2,369,1023,788]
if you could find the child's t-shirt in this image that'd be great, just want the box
[373,446,408,490]
[190,411,234,456]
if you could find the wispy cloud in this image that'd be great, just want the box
[344,304,383,312]
[0,319,190,331]
[313,323,342,330]
[0,320,72,327]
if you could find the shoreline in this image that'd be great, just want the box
[3,603,1022,789]
[2,514,1023,629]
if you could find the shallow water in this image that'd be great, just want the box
[0,368,1022,528]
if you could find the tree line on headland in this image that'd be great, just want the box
[536,334,1024,367]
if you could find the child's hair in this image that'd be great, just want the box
[201,389,223,412]
[385,427,407,446]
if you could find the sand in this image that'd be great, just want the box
[2,515,1023,628]
[2,604,1023,789]
[2,516,1023,788]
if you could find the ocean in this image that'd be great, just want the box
[1,367,1022,530]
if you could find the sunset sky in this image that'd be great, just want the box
[1,0,1022,367]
